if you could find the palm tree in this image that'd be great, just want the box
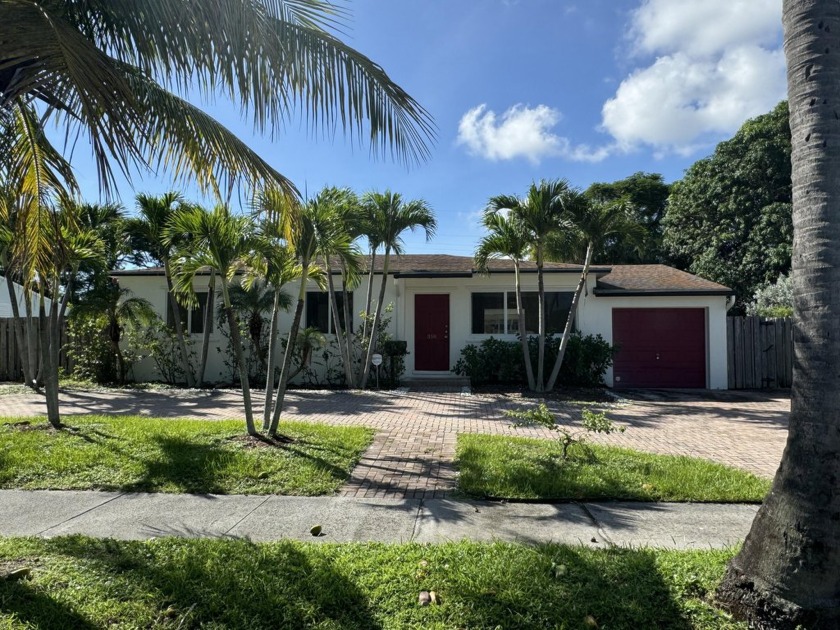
[246,227,300,428]
[309,187,362,388]
[488,180,570,391]
[544,193,642,392]
[358,191,436,389]
[474,212,537,391]
[2,1,434,198]
[169,205,259,435]
[716,2,840,625]
[127,193,196,387]
[227,279,292,373]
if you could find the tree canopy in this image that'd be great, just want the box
[663,101,792,309]
[584,172,669,264]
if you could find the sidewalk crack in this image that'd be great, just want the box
[409,498,424,542]
[223,495,272,537]
[37,491,126,536]
[579,503,614,547]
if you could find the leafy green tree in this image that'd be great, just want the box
[358,191,436,389]
[745,274,793,318]
[715,3,840,625]
[2,0,434,196]
[474,211,536,391]
[585,172,670,263]
[663,102,792,308]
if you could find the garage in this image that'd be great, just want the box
[612,308,707,388]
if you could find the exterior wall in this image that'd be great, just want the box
[117,274,398,385]
[577,292,730,389]
[116,271,729,389]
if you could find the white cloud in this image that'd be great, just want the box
[601,0,785,154]
[456,104,610,164]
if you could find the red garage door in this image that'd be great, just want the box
[612,308,706,389]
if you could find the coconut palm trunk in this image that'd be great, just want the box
[341,264,357,379]
[361,248,390,389]
[268,267,308,436]
[262,285,283,429]
[513,261,536,391]
[716,2,840,626]
[546,241,594,391]
[220,282,256,435]
[198,270,216,385]
[38,288,61,427]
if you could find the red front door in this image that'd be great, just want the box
[414,294,450,371]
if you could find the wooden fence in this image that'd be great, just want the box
[0,318,71,381]
[727,316,793,389]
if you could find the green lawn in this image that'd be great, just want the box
[0,536,745,629]
[0,416,373,495]
[457,434,771,502]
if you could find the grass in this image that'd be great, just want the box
[457,434,771,502]
[0,416,373,495]
[0,536,745,629]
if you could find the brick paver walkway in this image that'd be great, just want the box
[0,387,789,499]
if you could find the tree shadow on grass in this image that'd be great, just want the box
[40,536,383,629]
[0,578,97,630]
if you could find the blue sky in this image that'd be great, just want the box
[63,0,785,257]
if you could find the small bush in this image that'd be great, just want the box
[453,333,616,388]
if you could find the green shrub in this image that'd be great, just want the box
[453,333,616,388]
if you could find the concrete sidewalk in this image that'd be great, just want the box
[0,490,758,549]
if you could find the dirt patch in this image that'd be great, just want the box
[226,433,297,449]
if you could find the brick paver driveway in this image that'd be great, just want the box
[0,387,789,498]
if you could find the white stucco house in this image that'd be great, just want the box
[112,255,734,389]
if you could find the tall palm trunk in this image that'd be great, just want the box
[513,261,536,391]
[39,287,60,428]
[24,289,41,385]
[341,263,356,379]
[361,250,377,343]
[262,285,283,429]
[198,270,216,386]
[221,281,256,435]
[717,2,840,626]
[326,264,354,388]
[4,270,35,387]
[546,241,594,391]
[163,259,194,387]
[536,253,546,392]
[361,248,390,389]
[268,266,309,435]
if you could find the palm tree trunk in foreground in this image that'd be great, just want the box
[164,260,194,388]
[39,292,60,428]
[268,268,308,436]
[535,258,546,392]
[262,287,283,429]
[546,242,593,392]
[717,2,840,626]
[326,265,354,388]
[221,283,256,436]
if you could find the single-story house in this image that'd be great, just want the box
[112,255,734,389]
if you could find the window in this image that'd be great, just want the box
[471,291,573,335]
[167,291,212,335]
[306,291,353,334]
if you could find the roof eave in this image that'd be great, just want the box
[593,289,734,297]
